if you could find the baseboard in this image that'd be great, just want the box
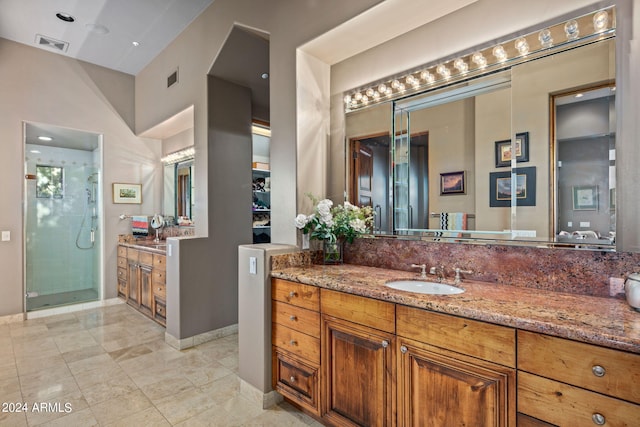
[240,380,283,409]
[165,323,239,350]
[25,298,124,319]
[0,312,25,325]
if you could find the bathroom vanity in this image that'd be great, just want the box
[271,263,640,426]
[117,241,167,326]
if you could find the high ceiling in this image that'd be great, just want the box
[0,0,214,75]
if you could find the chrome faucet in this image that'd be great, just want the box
[411,263,427,279]
[454,267,473,285]
[429,265,446,282]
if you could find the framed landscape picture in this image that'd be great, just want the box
[494,132,530,167]
[573,185,598,210]
[489,166,536,207]
[440,171,466,195]
[112,183,142,204]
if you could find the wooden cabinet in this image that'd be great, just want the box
[517,330,640,426]
[320,289,395,427]
[396,305,516,427]
[118,244,166,326]
[272,278,321,415]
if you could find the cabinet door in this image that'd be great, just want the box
[322,315,395,427]
[139,265,153,315]
[127,261,139,306]
[397,337,515,427]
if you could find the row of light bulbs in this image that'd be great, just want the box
[161,146,195,164]
[344,8,613,111]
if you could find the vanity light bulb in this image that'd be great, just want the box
[391,79,401,89]
[385,87,393,96]
[514,38,529,56]
[378,83,387,94]
[593,11,608,32]
[343,95,352,104]
[492,45,507,61]
[372,91,380,100]
[365,88,374,97]
[453,58,468,73]
[538,28,553,48]
[361,95,369,104]
[564,20,579,40]
[436,64,450,78]
[471,52,487,68]
[398,83,406,92]
[354,92,363,101]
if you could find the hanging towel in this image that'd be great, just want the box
[131,216,150,236]
[437,212,468,238]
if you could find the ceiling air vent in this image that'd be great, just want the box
[167,68,179,88]
[35,34,69,53]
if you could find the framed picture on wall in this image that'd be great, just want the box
[440,171,466,195]
[112,183,142,204]
[489,166,536,207]
[494,132,530,167]
[573,185,598,210]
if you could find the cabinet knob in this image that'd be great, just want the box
[289,315,297,321]
[289,291,296,298]
[381,340,389,348]
[591,365,606,377]
[289,376,296,383]
[592,413,605,425]
[400,345,408,354]
[289,340,297,346]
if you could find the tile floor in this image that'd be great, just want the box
[0,303,322,426]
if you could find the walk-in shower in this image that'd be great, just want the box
[24,122,102,312]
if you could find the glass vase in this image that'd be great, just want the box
[323,239,344,264]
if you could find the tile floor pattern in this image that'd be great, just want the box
[0,303,322,426]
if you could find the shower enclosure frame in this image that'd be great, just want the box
[22,121,105,315]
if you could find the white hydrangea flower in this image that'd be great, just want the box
[316,199,333,217]
[350,218,366,233]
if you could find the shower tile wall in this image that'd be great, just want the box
[25,144,100,298]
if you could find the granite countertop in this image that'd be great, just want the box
[272,264,640,354]
[118,240,167,255]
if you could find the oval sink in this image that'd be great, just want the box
[385,280,464,295]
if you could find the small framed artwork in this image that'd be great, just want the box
[573,185,598,210]
[489,166,536,207]
[112,183,142,204]
[440,171,466,195]
[494,132,530,167]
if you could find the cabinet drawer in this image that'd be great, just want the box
[139,251,153,266]
[153,282,166,299]
[272,279,319,311]
[117,246,127,258]
[117,279,127,297]
[153,254,165,269]
[117,267,127,281]
[518,330,640,403]
[154,296,166,325]
[272,323,320,364]
[273,350,320,415]
[518,371,640,426]
[152,269,165,285]
[397,305,515,367]
[320,288,395,333]
[117,256,127,269]
[272,301,320,338]
[127,248,139,261]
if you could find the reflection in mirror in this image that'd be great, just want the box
[344,10,617,250]
[552,84,616,246]
[162,147,195,224]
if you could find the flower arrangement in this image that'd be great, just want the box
[294,195,374,245]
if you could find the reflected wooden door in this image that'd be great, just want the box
[351,141,374,207]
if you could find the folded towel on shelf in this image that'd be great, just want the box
[131,216,150,236]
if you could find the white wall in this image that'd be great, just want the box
[0,39,162,316]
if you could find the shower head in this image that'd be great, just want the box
[87,172,99,183]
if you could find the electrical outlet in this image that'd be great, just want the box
[580,221,591,227]
[567,221,572,227]
[249,257,257,275]
[1,231,9,241]
[609,277,624,296]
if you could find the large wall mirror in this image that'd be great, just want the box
[345,6,618,251]
[163,147,195,224]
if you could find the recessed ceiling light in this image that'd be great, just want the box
[132,41,140,47]
[38,136,53,141]
[261,73,269,79]
[56,12,75,23]
[86,23,110,35]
